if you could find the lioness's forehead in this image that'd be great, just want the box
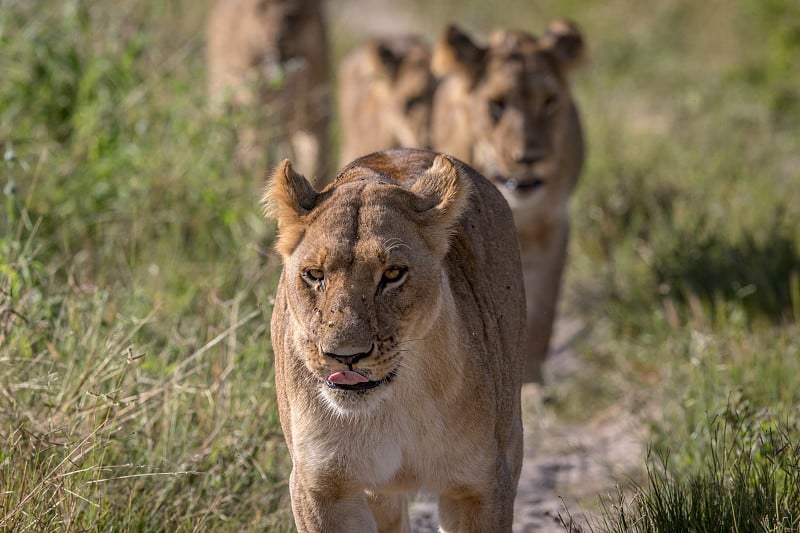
[489,30,539,54]
[485,30,562,79]
[483,47,563,94]
[304,180,418,265]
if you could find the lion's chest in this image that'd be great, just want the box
[293,396,483,493]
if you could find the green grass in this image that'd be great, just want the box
[1,1,291,530]
[2,0,799,530]
[552,0,800,528]
[593,403,800,533]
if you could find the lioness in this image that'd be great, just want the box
[265,148,526,532]
[206,0,330,178]
[337,35,436,166]
[431,20,585,383]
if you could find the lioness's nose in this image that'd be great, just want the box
[321,343,374,366]
[514,148,544,166]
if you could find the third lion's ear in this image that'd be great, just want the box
[542,19,586,72]
[374,41,402,79]
[431,24,487,82]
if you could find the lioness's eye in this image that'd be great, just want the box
[543,94,559,115]
[405,95,426,113]
[303,268,325,285]
[489,98,506,123]
[380,266,408,288]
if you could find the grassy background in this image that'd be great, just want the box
[1,0,798,530]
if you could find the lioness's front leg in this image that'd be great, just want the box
[437,468,516,533]
[367,491,411,533]
[289,470,377,533]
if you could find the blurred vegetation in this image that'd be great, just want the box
[1,0,798,530]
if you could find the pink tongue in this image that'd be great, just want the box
[328,370,370,385]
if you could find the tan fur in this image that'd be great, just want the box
[206,0,330,179]
[337,35,436,167]
[265,148,526,532]
[431,20,586,382]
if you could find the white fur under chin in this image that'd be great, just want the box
[307,386,410,488]
[317,382,395,420]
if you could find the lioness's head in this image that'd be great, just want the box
[432,20,585,207]
[265,152,470,415]
[241,0,324,62]
[366,36,436,149]
[338,35,436,164]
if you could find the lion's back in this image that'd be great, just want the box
[449,158,527,382]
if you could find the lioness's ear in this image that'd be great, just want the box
[410,155,472,257]
[431,24,487,82]
[372,40,403,79]
[262,159,319,257]
[542,19,585,72]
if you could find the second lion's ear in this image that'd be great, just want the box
[542,19,586,72]
[374,42,402,79]
[432,24,487,83]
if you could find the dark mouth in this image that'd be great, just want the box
[494,175,546,193]
[325,370,397,392]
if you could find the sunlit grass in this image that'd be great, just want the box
[1,0,798,530]
[592,403,800,533]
